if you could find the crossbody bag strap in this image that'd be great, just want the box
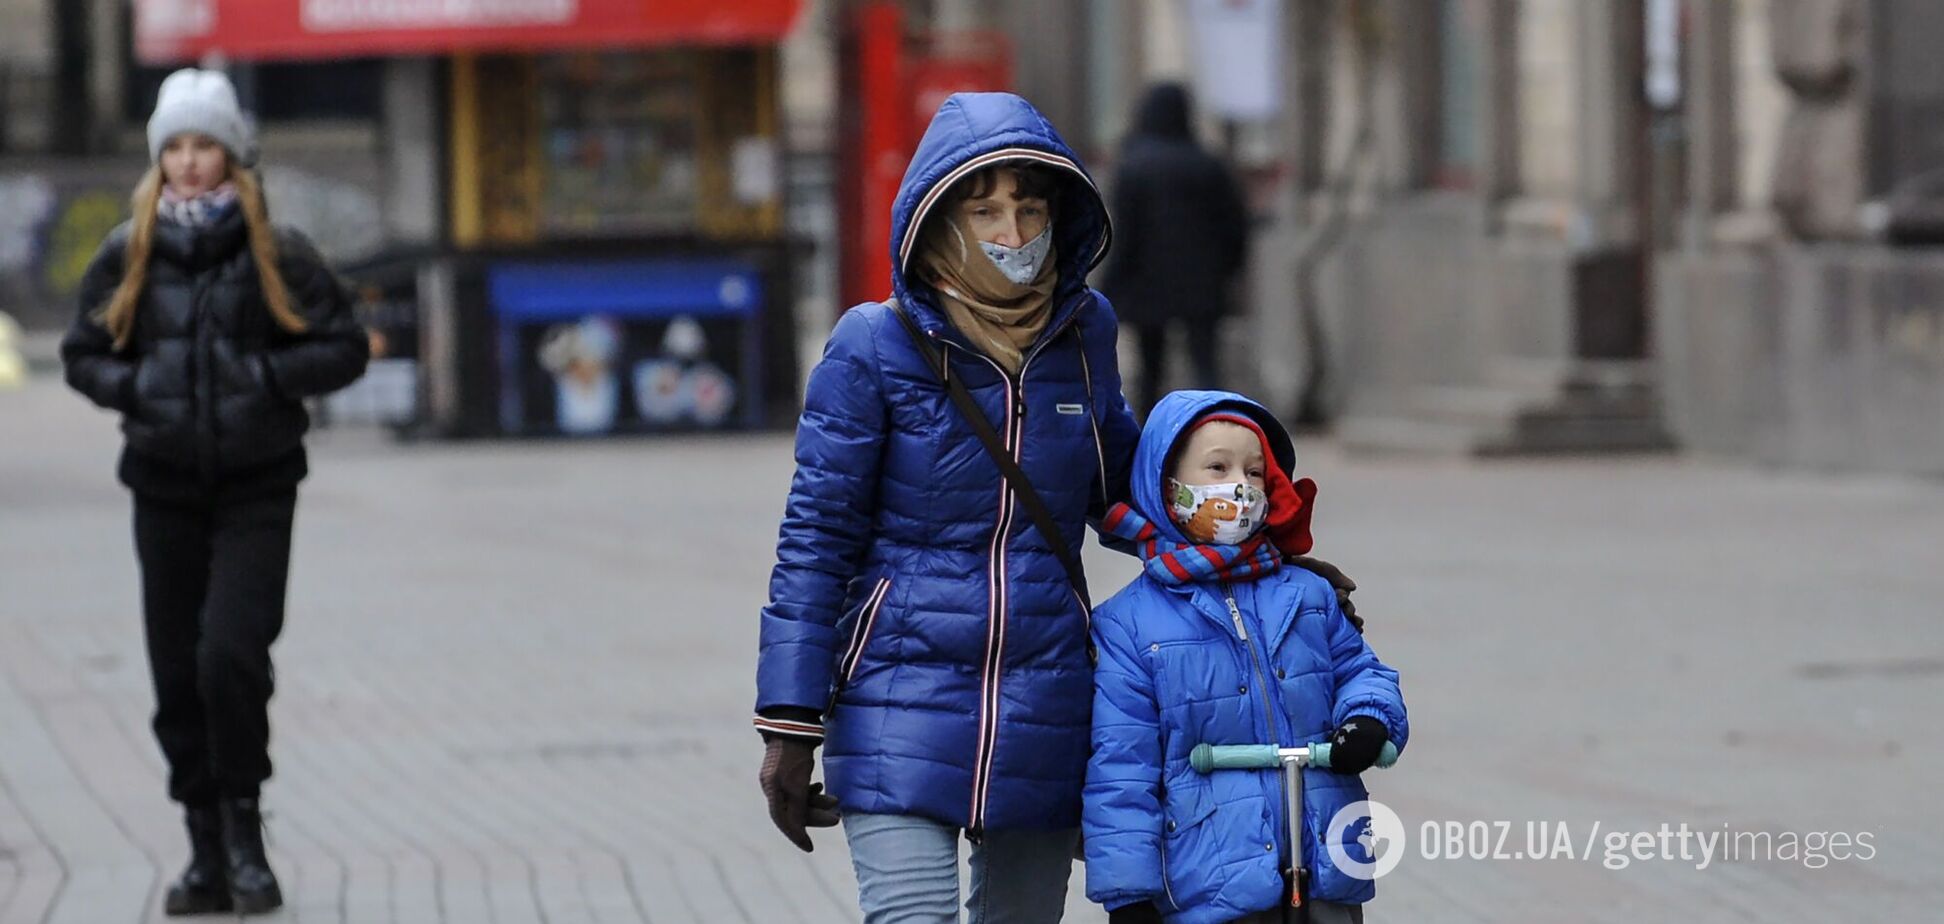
[886,299,1090,610]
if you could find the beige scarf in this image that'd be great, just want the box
[917,214,1057,374]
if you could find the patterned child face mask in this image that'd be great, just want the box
[1167,479,1270,546]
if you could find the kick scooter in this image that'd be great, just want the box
[1190,740,1399,923]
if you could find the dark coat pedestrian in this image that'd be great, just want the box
[1097,84,1252,414]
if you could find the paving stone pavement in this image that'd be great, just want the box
[3,376,1942,923]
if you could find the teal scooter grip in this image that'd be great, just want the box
[1308,739,1400,770]
[1190,743,1282,773]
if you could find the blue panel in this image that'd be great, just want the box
[488,259,765,320]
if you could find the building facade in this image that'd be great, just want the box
[968,0,1943,475]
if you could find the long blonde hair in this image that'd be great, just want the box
[99,164,307,350]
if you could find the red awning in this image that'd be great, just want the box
[135,0,802,65]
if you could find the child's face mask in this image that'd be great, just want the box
[1167,479,1269,545]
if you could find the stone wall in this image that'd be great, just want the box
[1657,245,1944,475]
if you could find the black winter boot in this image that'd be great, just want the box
[219,798,283,914]
[163,804,231,915]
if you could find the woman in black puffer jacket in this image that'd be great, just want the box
[60,68,367,918]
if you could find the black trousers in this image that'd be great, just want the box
[133,488,296,805]
[1134,320,1222,416]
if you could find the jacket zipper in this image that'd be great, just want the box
[1226,583,1304,866]
[1161,846,1179,911]
[838,576,892,684]
[936,299,1085,834]
[1076,343,1107,504]
[192,275,218,479]
[966,356,1019,834]
[1223,584,1282,746]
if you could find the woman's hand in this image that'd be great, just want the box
[1287,555,1363,632]
[758,738,840,852]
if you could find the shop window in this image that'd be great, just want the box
[451,48,780,245]
[536,51,701,236]
[536,49,780,239]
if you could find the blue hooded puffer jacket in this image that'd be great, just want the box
[1084,391,1408,921]
[755,92,1142,832]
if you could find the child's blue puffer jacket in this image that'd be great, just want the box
[754,92,1142,832]
[1084,391,1408,922]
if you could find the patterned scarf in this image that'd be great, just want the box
[158,182,240,228]
[1100,501,1283,586]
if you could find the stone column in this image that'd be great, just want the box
[88,0,123,149]
[1767,0,1867,239]
[998,0,1089,140]
[1572,0,1646,249]
[1475,0,1521,227]
[382,57,443,244]
[1282,0,1330,201]
[1683,0,1739,248]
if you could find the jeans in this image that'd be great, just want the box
[843,812,1077,924]
[134,488,296,804]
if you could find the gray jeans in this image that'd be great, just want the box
[843,813,1078,923]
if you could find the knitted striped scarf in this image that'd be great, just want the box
[1100,501,1282,586]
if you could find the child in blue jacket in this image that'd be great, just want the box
[1084,390,1408,924]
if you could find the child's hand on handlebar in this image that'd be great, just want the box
[1326,715,1390,774]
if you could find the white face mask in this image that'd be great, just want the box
[1168,479,1269,546]
[979,226,1053,285]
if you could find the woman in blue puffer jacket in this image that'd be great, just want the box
[1084,391,1407,924]
[753,92,1143,921]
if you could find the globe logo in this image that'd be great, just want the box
[1326,799,1406,881]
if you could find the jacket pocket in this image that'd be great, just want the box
[837,575,893,686]
[1160,781,1221,912]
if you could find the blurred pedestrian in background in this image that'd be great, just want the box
[59,68,368,917]
[1098,83,1252,417]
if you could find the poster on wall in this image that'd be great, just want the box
[1185,0,1281,121]
[490,259,762,436]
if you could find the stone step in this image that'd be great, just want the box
[1409,385,1552,427]
[1335,414,1494,456]
[1487,356,1662,392]
[1485,412,1679,455]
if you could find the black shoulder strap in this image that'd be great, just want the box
[887,300,1090,610]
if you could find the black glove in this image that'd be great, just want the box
[1326,715,1389,774]
[758,738,840,852]
[1107,900,1165,924]
[1287,554,1362,633]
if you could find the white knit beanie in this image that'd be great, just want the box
[146,68,257,166]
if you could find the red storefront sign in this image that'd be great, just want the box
[135,0,802,64]
[836,2,1014,310]
[909,31,1012,140]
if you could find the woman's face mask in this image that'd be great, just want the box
[979,226,1052,285]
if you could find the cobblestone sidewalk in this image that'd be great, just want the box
[3,378,1941,922]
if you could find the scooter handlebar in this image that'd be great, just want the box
[1190,740,1400,774]
[1189,743,1282,772]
